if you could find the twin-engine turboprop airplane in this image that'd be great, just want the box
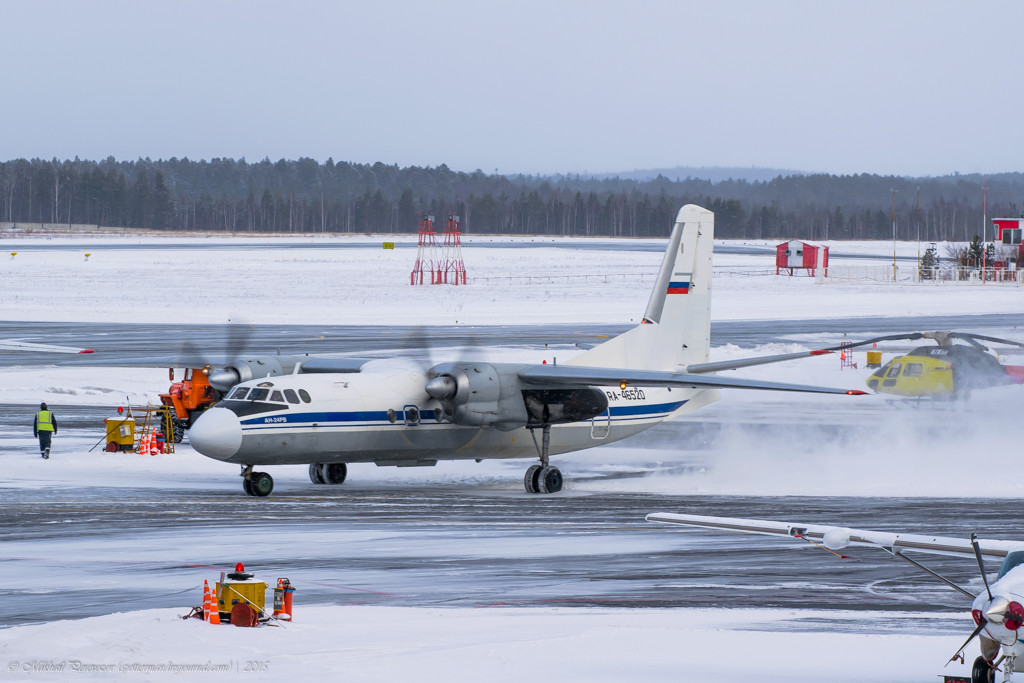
[647,512,1024,683]
[188,204,864,497]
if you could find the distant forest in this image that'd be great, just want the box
[2,156,1022,241]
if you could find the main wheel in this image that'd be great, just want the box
[322,463,347,485]
[249,471,274,497]
[309,463,326,484]
[537,466,563,494]
[242,478,254,496]
[973,656,994,683]
[524,465,542,493]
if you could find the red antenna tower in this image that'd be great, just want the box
[410,214,441,285]
[439,214,467,285]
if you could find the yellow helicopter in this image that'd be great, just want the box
[828,331,1024,398]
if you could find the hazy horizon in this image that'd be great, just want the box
[3,1,1022,178]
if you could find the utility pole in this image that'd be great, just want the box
[891,188,897,282]
[982,184,988,283]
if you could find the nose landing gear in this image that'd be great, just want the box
[240,465,274,497]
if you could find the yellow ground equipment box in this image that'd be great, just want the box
[216,568,267,619]
[103,417,135,451]
[866,351,883,368]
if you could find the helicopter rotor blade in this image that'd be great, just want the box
[821,333,925,352]
[950,332,1024,349]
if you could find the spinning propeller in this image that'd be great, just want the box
[174,321,256,392]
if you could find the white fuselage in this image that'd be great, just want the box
[189,359,714,467]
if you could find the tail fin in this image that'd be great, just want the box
[568,204,713,371]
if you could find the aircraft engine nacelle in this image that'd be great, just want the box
[425,362,529,430]
[208,355,307,392]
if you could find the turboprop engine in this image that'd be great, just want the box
[425,362,608,430]
[208,355,308,392]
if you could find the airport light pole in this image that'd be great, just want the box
[891,188,897,282]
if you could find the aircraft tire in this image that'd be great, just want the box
[323,463,347,485]
[537,466,562,494]
[524,465,541,493]
[973,656,994,683]
[242,478,254,496]
[250,472,274,497]
[309,463,326,485]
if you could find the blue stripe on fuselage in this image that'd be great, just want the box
[239,400,689,429]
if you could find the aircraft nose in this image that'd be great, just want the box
[188,407,242,460]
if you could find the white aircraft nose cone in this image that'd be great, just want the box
[189,407,242,460]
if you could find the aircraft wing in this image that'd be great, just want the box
[646,512,1024,560]
[518,365,865,395]
[0,340,95,354]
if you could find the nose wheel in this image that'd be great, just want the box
[524,425,563,494]
[241,465,274,497]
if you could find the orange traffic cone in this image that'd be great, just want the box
[209,585,221,625]
[202,580,211,621]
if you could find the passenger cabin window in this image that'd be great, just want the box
[284,389,300,404]
[903,363,923,378]
[270,391,285,403]
[229,387,250,400]
[248,388,270,401]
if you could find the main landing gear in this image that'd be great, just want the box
[241,465,274,497]
[308,463,347,485]
[524,424,563,494]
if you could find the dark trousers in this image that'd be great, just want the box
[38,431,52,454]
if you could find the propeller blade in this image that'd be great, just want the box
[948,619,988,665]
[972,533,994,602]
[224,322,254,362]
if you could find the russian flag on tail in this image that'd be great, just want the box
[666,280,691,294]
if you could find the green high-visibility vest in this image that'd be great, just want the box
[36,410,54,432]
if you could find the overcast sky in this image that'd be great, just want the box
[2,0,1022,177]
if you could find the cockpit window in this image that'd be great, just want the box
[270,391,284,403]
[284,389,300,404]
[229,387,250,400]
[903,363,923,378]
[298,389,312,403]
[248,388,270,401]
[886,362,902,379]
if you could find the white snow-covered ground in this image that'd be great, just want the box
[1,232,1021,681]
[0,235,1019,325]
[0,606,962,682]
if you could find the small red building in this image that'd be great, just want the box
[776,240,828,276]
[992,218,1024,264]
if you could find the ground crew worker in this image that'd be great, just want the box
[34,402,57,459]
